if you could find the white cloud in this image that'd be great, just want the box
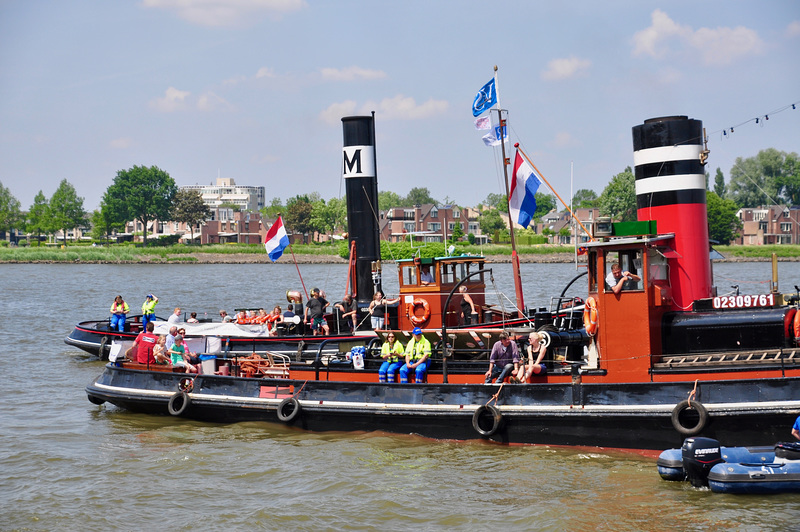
[150,87,191,112]
[109,137,132,149]
[632,9,763,66]
[319,100,358,124]
[541,56,591,81]
[360,95,448,120]
[255,67,276,79]
[320,66,387,82]
[197,91,232,111]
[142,0,306,27]
[787,20,800,37]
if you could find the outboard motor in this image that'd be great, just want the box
[681,437,723,487]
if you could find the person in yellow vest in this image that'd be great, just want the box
[141,294,159,329]
[378,332,405,383]
[109,295,130,332]
[399,327,432,384]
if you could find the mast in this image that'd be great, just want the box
[497,107,526,317]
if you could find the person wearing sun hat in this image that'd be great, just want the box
[399,327,431,384]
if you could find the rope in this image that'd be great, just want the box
[687,379,699,407]
[485,382,504,406]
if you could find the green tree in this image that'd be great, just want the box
[404,187,437,206]
[261,197,284,219]
[285,195,314,242]
[310,197,347,239]
[706,191,742,245]
[533,192,557,222]
[478,208,505,236]
[49,179,87,245]
[572,189,598,209]
[0,180,23,236]
[218,202,241,212]
[728,149,787,207]
[378,190,403,211]
[450,218,464,242]
[599,168,637,222]
[482,192,508,212]
[106,165,177,246]
[172,189,212,244]
[776,152,800,205]
[713,168,726,198]
[27,190,51,246]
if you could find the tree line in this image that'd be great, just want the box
[1,148,796,247]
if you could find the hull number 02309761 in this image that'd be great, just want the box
[712,293,775,310]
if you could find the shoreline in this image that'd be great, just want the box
[2,252,797,265]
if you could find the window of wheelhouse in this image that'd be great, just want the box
[603,250,643,292]
[401,264,418,286]
[588,251,598,292]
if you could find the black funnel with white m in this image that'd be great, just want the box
[342,115,381,303]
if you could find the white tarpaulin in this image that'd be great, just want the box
[152,321,275,338]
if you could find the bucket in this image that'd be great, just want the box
[199,354,217,375]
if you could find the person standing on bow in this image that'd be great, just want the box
[399,327,432,384]
[109,295,130,332]
[368,290,400,330]
[484,331,520,385]
[378,332,406,383]
[459,285,476,325]
[141,294,159,329]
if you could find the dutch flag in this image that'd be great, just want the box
[264,216,290,262]
[509,150,541,229]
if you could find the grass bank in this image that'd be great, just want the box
[1,242,798,263]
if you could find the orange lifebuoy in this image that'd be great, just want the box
[408,297,431,326]
[583,296,598,336]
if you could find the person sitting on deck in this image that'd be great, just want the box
[605,263,640,295]
[109,295,130,332]
[334,295,358,332]
[513,331,547,383]
[153,335,169,364]
[141,294,159,329]
[131,321,159,364]
[399,327,432,384]
[265,306,282,333]
[484,332,519,385]
[165,326,178,351]
[167,307,182,324]
[235,310,248,324]
[169,334,197,373]
[219,310,234,323]
[186,312,199,323]
[792,415,800,441]
[378,332,405,383]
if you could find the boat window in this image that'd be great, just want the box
[402,265,418,286]
[588,251,598,292]
[604,250,643,292]
[648,248,669,283]
[440,263,456,284]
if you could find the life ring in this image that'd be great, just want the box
[178,377,194,393]
[168,391,190,416]
[472,405,503,436]
[793,310,800,346]
[671,399,708,436]
[583,296,598,336]
[408,298,431,326]
[98,336,108,360]
[277,397,301,422]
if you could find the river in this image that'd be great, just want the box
[1,261,799,531]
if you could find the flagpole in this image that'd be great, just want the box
[515,144,595,242]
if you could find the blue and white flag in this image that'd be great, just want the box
[472,77,497,117]
[264,216,289,262]
[509,150,541,228]
[481,124,507,146]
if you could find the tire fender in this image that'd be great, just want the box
[671,399,708,436]
[472,404,503,437]
[277,397,301,423]
[168,391,190,416]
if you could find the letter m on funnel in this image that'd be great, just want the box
[343,145,375,178]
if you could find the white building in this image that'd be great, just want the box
[181,177,265,212]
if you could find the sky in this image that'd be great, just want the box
[1,1,798,212]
